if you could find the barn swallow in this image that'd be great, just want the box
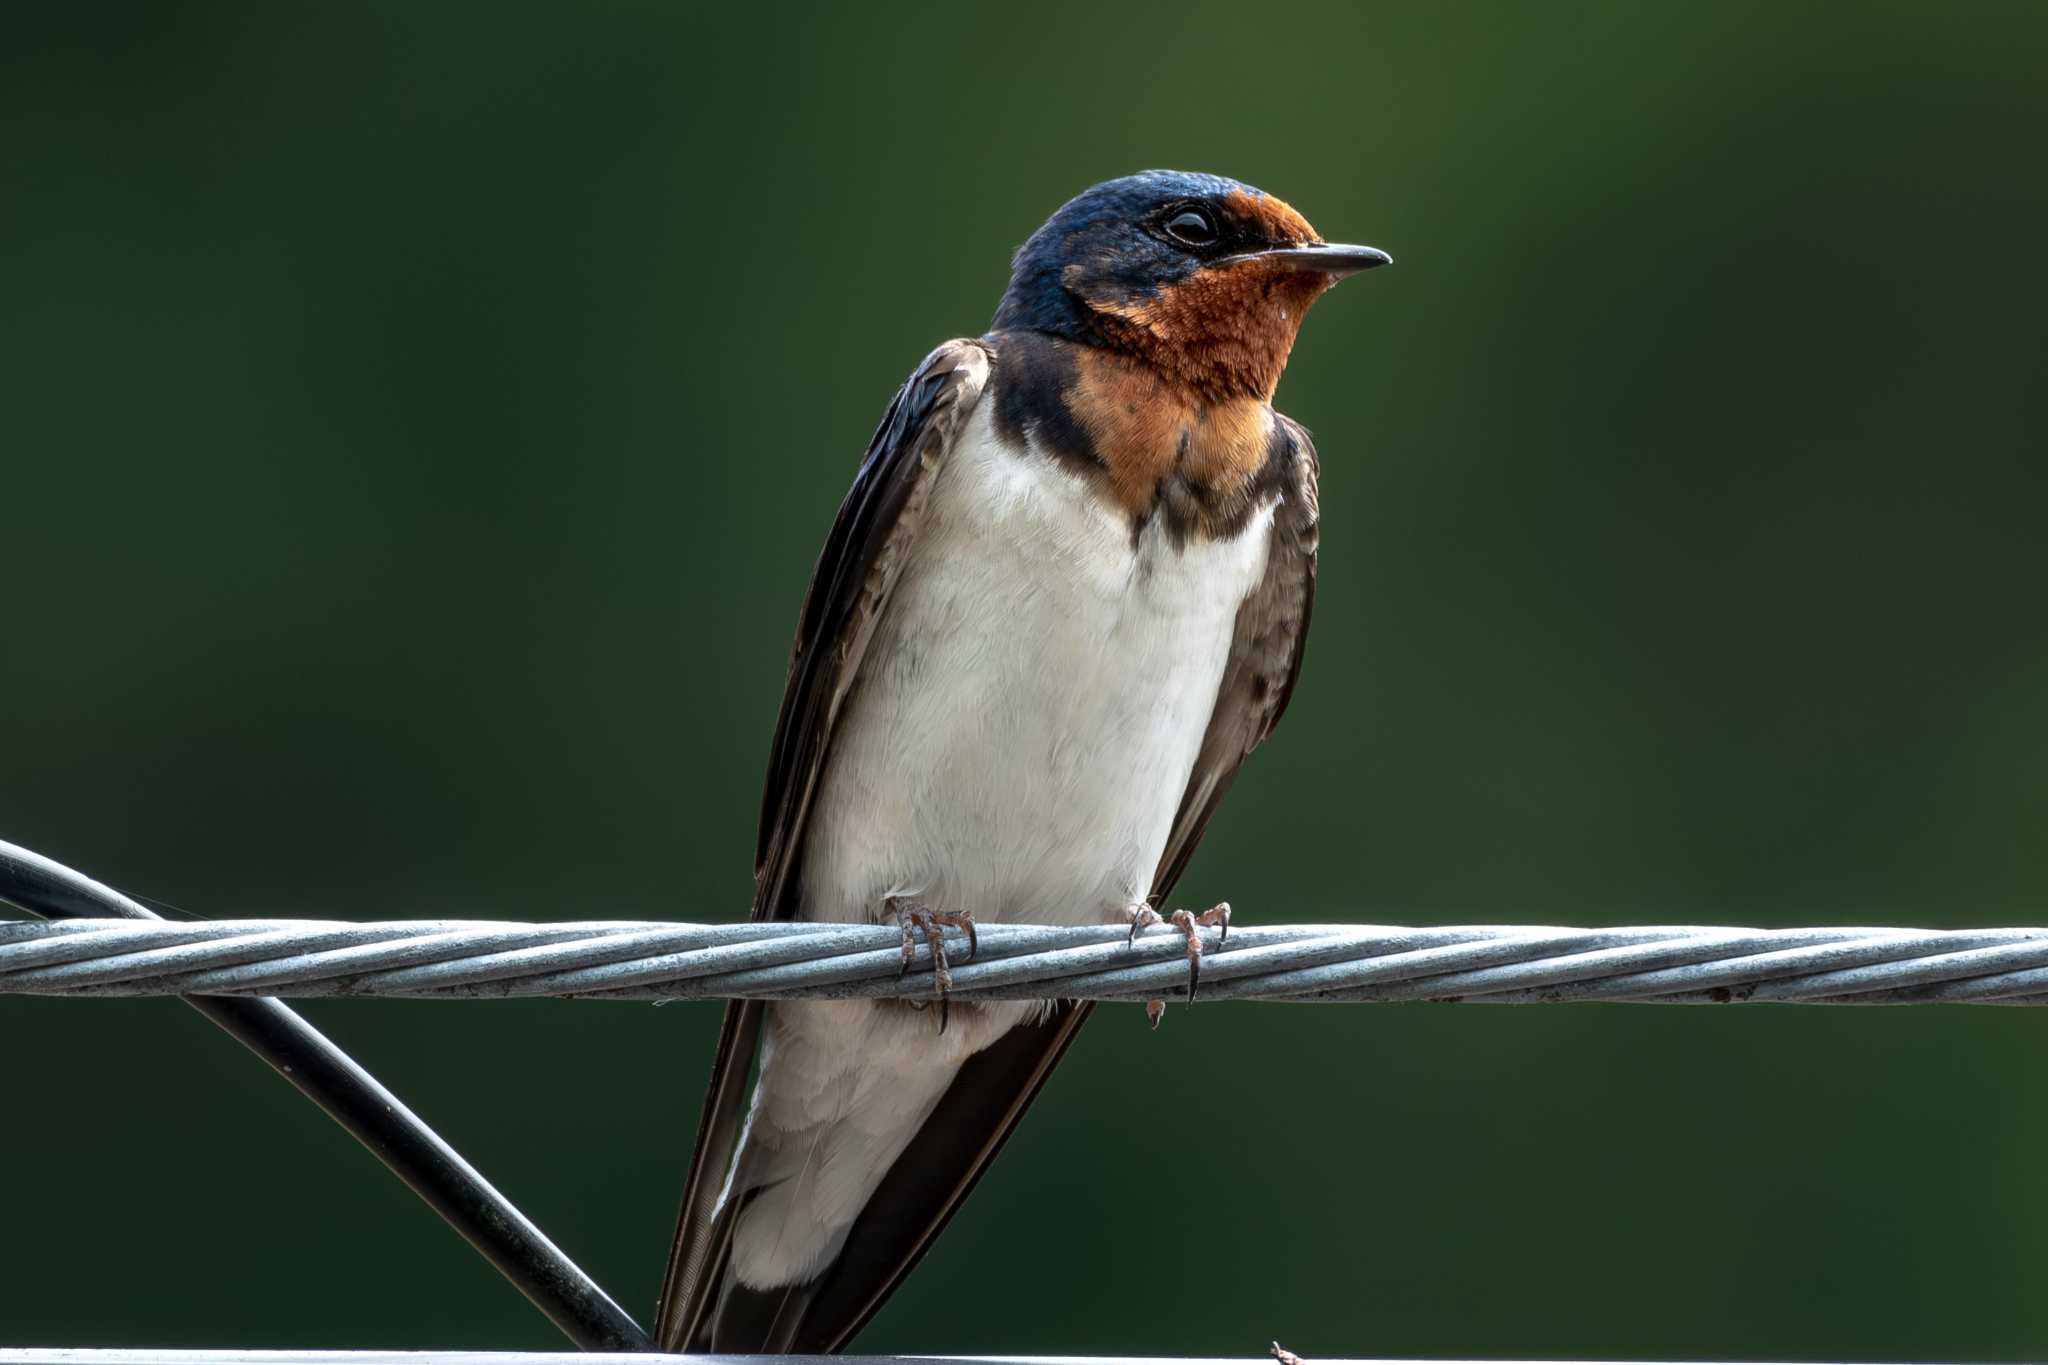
[655,171,1387,1353]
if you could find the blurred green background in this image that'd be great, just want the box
[4,1,2047,1357]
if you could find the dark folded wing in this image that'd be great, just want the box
[654,338,994,1351]
[1153,414,1321,896]
[754,338,999,919]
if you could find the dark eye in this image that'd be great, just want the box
[1162,207,1218,247]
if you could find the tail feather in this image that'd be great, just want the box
[653,999,762,1350]
[655,1000,1091,1353]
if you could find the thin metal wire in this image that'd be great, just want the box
[0,1353,1940,1365]
[0,841,651,1353]
[5,915,2048,1004]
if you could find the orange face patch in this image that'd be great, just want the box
[1074,255,1334,402]
[1057,186,1334,401]
[1222,187,1319,246]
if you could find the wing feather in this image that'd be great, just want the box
[1154,414,1321,896]
[654,339,992,1351]
[753,338,997,920]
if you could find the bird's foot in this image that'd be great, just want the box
[886,897,977,1033]
[1271,1343,1306,1365]
[1125,901,1231,1026]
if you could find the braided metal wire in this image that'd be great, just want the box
[4,916,2048,1005]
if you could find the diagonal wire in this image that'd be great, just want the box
[0,839,650,1351]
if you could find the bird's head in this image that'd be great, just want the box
[992,170,1387,401]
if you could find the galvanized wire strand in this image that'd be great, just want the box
[0,1355,1866,1365]
[0,1353,1608,1365]
[5,915,2048,1005]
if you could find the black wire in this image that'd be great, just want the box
[0,837,652,1352]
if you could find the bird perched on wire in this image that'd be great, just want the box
[655,170,1388,1353]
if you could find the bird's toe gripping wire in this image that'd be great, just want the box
[887,896,977,1033]
[1126,901,1231,1026]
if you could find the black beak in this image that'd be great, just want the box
[1226,242,1392,278]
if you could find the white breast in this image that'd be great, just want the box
[800,398,1274,932]
[723,399,1275,1289]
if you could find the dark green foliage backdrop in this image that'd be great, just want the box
[4,2,2046,1356]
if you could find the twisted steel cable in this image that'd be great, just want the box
[5,915,2048,1005]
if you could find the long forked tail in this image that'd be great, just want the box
[655,999,1091,1353]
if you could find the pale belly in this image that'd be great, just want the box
[725,403,1274,1287]
[799,401,1274,937]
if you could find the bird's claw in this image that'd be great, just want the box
[1127,904,1163,944]
[886,897,976,1034]
[1125,901,1231,1025]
